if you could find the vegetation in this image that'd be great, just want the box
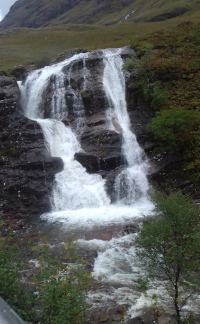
[123,43,169,109]
[0,216,35,321]
[0,147,20,164]
[0,218,92,323]
[136,191,200,322]
[125,21,200,183]
[150,108,200,152]
[34,57,52,69]
[34,239,92,324]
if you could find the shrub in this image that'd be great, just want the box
[0,215,35,321]
[150,81,168,109]
[150,108,200,150]
[123,57,137,71]
[0,217,92,323]
[10,65,27,80]
[124,43,169,109]
[136,191,200,322]
[34,239,92,324]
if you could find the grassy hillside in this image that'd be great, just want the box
[1,9,200,73]
[0,0,199,31]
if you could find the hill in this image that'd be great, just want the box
[0,0,199,30]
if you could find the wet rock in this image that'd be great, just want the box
[80,128,123,170]
[0,76,63,217]
[157,314,171,324]
[85,305,127,324]
[120,45,136,60]
[127,312,156,324]
[74,152,99,173]
[99,314,109,322]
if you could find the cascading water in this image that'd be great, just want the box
[19,48,153,227]
[103,50,149,205]
[19,48,155,318]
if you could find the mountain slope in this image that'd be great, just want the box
[0,0,199,31]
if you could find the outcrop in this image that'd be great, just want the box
[0,76,63,217]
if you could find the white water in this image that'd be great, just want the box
[20,52,89,120]
[19,49,153,224]
[19,48,155,318]
[38,118,110,212]
[103,50,149,205]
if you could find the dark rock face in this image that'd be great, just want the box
[0,76,63,217]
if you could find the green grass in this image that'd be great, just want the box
[0,8,200,73]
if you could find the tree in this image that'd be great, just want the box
[135,191,200,322]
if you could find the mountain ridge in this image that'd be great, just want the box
[0,0,199,31]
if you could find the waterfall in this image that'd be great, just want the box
[19,48,156,317]
[103,49,149,204]
[20,52,89,120]
[19,49,153,228]
[38,119,109,211]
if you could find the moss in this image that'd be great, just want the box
[0,147,20,158]
[81,91,90,99]
[70,81,77,90]
[100,149,108,157]
[97,135,110,144]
